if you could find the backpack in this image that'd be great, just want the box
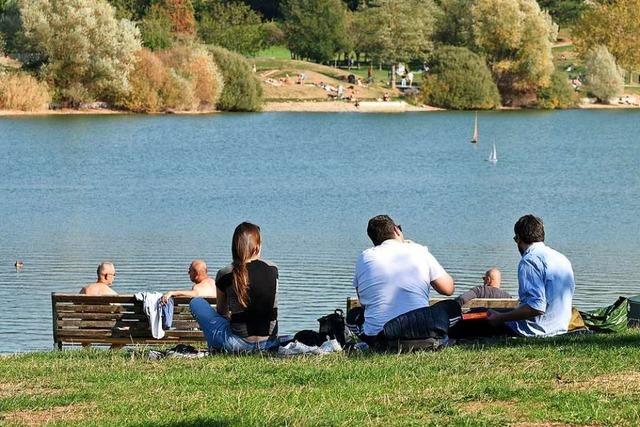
[579,297,629,333]
[318,309,346,345]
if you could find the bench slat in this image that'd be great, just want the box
[56,305,140,314]
[57,313,148,321]
[58,329,204,339]
[53,294,215,304]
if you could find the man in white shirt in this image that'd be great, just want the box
[353,215,455,338]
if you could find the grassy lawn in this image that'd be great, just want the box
[1,331,640,426]
[252,46,292,60]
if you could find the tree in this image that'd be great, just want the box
[107,0,151,20]
[140,8,174,50]
[351,0,438,64]
[421,46,501,110]
[433,0,474,47]
[471,0,556,99]
[196,0,265,55]
[208,45,262,111]
[584,45,624,103]
[536,70,578,109]
[20,0,142,104]
[151,0,196,36]
[537,0,585,26]
[281,0,348,63]
[573,0,640,72]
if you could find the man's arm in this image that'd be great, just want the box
[431,273,455,296]
[487,304,544,325]
[162,289,198,304]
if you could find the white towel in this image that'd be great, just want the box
[134,292,165,339]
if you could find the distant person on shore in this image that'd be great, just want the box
[487,215,575,337]
[190,222,279,352]
[161,260,216,304]
[353,215,455,343]
[456,268,512,307]
[80,262,117,295]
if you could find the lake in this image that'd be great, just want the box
[1,110,639,352]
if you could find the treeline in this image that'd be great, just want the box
[1,0,638,111]
[0,0,263,112]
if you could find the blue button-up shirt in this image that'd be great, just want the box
[506,242,575,337]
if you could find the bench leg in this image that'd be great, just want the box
[110,344,124,350]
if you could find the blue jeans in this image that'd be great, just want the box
[190,297,278,353]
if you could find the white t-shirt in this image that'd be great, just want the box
[353,239,447,336]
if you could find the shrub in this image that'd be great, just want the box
[584,45,624,103]
[121,49,168,112]
[421,46,500,110]
[158,44,223,108]
[207,45,262,111]
[0,72,50,110]
[537,70,578,109]
[20,0,141,104]
[122,45,222,112]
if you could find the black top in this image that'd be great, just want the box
[216,259,278,337]
[456,285,512,307]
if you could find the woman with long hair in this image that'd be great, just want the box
[190,222,279,352]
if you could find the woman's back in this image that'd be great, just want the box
[216,259,278,338]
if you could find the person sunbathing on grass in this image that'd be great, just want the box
[80,262,118,296]
[161,260,216,304]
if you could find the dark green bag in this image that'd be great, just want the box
[579,297,629,333]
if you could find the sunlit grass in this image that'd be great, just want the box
[1,331,640,425]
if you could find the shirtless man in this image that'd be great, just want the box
[80,262,118,295]
[161,259,216,304]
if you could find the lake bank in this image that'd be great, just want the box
[1,101,639,116]
[1,331,639,425]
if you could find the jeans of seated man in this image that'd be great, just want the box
[190,297,278,352]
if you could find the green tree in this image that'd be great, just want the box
[573,0,640,72]
[536,70,577,109]
[421,46,500,110]
[196,0,265,55]
[584,45,624,103]
[433,0,474,47]
[208,45,262,111]
[537,0,585,26]
[352,0,438,64]
[281,0,348,63]
[472,0,556,99]
[20,0,141,104]
[140,7,174,50]
[107,0,151,20]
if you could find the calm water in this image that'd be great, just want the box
[1,110,639,352]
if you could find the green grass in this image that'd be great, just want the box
[2,331,640,426]
[253,46,292,60]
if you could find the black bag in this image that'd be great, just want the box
[318,309,346,345]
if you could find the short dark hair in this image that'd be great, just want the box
[367,215,397,246]
[514,215,545,244]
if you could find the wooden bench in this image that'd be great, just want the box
[52,293,216,350]
[346,296,519,312]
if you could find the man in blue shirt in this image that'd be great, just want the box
[488,215,575,337]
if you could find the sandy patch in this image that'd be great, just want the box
[458,399,518,414]
[263,100,441,113]
[1,403,96,426]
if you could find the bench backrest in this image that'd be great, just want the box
[346,296,519,312]
[52,293,216,349]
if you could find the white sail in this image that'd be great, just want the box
[471,113,478,143]
[488,143,497,163]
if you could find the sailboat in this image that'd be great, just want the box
[470,112,478,144]
[488,143,497,163]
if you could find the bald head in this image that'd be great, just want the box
[96,262,116,285]
[483,268,501,288]
[189,260,208,283]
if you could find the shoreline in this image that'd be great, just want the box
[0,101,639,116]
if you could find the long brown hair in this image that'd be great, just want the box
[231,222,261,308]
